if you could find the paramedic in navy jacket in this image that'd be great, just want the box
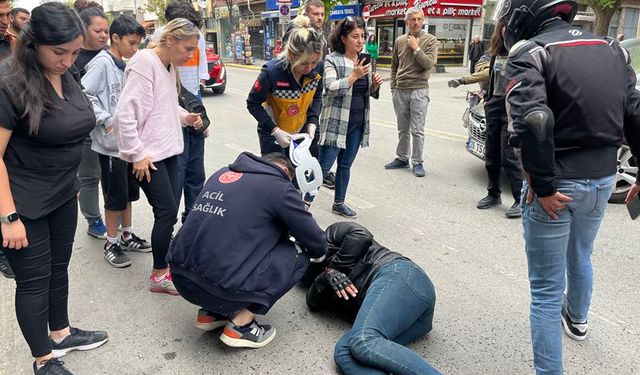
[167,152,327,349]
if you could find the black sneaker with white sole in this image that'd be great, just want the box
[104,242,132,268]
[33,358,73,375]
[322,172,336,189]
[50,327,108,357]
[561,305,588,341]
[119,233,152,253]
[0,251,15,279]
[220,320,276,348]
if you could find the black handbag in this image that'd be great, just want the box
[178,84,211,134]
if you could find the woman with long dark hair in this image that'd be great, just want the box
[113,18,203,295]
[73,0,110,240]
[317,17,383,218]
[0,3,108,374]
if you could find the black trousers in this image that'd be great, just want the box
[2,198,77,357]
[136,156,179,270]
[484,98,524,201]
[470,59,479,74]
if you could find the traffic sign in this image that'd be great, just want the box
[279,3,291,16]
[362,5,370,22]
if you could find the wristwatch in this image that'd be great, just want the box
[413,47,422,55]
[0,212,19,224]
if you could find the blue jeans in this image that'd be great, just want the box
[78,137,102,223]
[334,260,441,375]
[175,128,206,223]
[319,125,363,203]
[521,175,615,375]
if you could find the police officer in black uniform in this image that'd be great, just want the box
[495,0,640,373]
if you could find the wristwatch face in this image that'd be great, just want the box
[1,212,19,223]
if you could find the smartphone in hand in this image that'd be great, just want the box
[358,53,371,66]
[626,194,640,220]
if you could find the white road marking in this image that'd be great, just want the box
[319,188,376,209]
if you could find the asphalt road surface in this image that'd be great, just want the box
[1,65,639,375]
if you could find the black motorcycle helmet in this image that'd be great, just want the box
[492,0,579,49]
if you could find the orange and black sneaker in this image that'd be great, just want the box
[195,309,228,331]
[220,320,276,348]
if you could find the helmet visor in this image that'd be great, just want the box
[491,0,511,21]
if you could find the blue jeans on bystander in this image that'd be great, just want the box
[521,175,615,375]
[175,127,206,223]
[319,125,363,203]
[333,259,441,375]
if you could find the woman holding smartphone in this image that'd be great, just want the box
[318,17,384,218]
[113,18,202,295]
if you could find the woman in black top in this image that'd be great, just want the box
[0,3,108,374]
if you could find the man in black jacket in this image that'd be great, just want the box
[167,152,327,349]
[468,35,483,73]
[304,222,441,375]
[496,0,640,373]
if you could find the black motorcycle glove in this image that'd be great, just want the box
[324,268,353,293]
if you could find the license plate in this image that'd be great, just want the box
[467,138,485,157]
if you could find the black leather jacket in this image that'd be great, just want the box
[505,20,640,196]
[305,222,408,313]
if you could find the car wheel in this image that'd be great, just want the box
[610,145,638,203]
[213,82,226,94]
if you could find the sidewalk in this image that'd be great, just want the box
[224,58,470,76]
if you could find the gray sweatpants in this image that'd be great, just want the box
[392,88,430,165]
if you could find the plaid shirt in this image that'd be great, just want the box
[319,52,378,149]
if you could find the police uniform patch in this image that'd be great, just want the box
[253,80,262,92]
[219,171,243,184]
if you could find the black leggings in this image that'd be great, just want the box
[136,156,179,270]
[2,198,77,357]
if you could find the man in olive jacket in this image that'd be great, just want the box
[385,6,438,177]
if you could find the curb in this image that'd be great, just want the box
[225,63,263,71]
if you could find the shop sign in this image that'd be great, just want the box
[328,5,361,21]
[368,0,482,19]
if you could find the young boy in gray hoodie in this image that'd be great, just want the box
[82,14,150,268]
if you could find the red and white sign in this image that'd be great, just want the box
[368,0,483,19]
[362,5,370,22]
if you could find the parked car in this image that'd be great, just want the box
[462,91,486,161]
[203,47,226,94]
[460,35,640,203]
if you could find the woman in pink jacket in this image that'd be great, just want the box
[113,18,202,295]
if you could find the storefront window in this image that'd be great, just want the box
[378,21,395,57]
[624,8,639,39]
[427,18,469,65]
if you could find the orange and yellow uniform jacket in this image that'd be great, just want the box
[246,59,322,134]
